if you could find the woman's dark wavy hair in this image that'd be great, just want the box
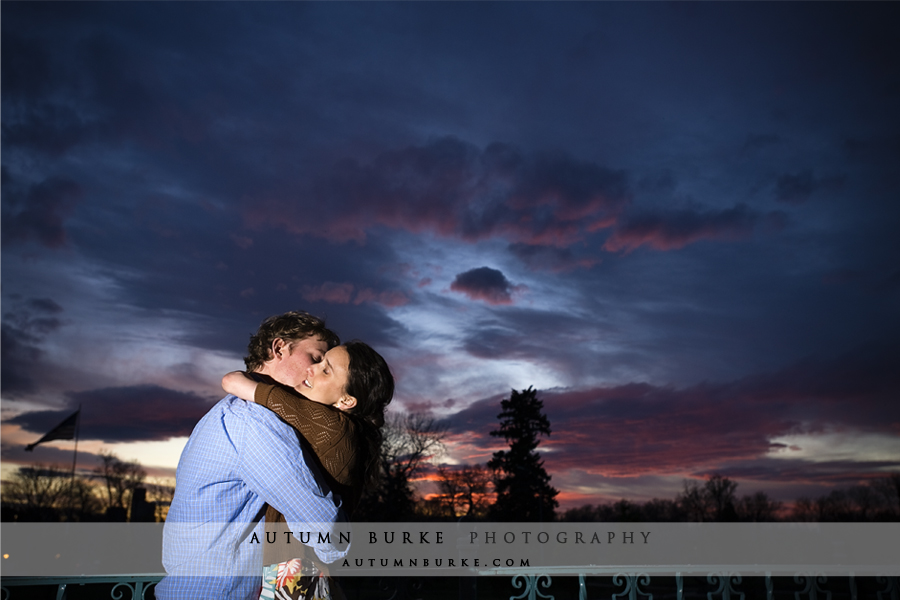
[342,340,394,492]
[244,311,340,371]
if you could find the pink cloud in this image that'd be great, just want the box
[301,282,409,308]
[439,344,900,483]
[301,282,354,304]
[603,204,786,253]
[243,138,630,261]
[353,288,409,308]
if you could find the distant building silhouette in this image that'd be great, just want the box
[129,487,157,522]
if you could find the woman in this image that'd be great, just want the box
[223,340,393,600]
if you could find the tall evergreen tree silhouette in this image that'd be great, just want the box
[488,387,558,521]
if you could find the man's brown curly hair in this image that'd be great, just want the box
[243,311,340,371]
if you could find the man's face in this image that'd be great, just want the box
[269,336,329,389]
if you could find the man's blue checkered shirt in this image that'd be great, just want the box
[156,396,348,600]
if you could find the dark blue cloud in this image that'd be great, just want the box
[26,298,64,314]
[9,385,216,444]
[450,267,521,306]
[1,173,82,248]
[740,134,782,156]
[775,171,816,205]
[1,297,67,396]
[456,307,623,382]
[1,324,43,396]
[842,134,900,164]
[508,243,600,272]
[774,171,844,205]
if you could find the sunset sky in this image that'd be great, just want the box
[3,2,899,509]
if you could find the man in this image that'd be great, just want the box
[157,311,348,600]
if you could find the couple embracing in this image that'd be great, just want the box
[157,311,394,600]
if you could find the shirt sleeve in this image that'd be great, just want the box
[229,400,349,563]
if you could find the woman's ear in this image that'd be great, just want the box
[338,395,357,411]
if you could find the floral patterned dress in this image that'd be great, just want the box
[260,558,330,600]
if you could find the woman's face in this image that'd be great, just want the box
[299,345,351,406]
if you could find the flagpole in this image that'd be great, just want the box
[70,405,81,486]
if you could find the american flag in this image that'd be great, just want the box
[25,409,80,451]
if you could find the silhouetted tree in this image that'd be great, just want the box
[355,412,446,521]
[846,484,884,521]
[736,491,782,522]
[677,480,709,521]
[677,474,738,521]
[488,387,558,521]
[1,465,71,520]
[790,478,900,522]
[873,473,900,517]
[560,504,600,522]
[641,498,685,522]
[816,489,855,521]
[556,478,897,524]
[61,476,103,521]
[559,498,688,522]
[791,497,817,522]
[610,499,641,522]
[436,464,493,519]
[705,474,739,521]
[94,451,146,520]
